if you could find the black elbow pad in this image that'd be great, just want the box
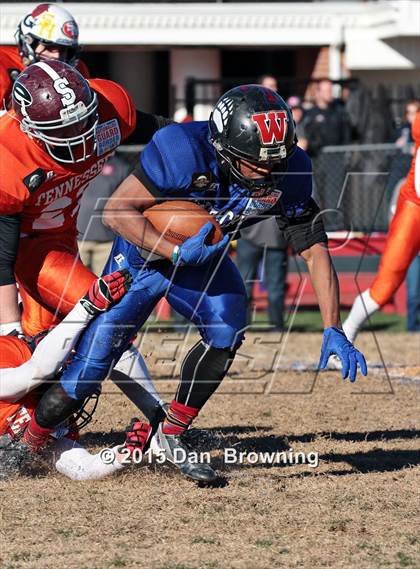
[0,214,21,285]
[277,199,328,254]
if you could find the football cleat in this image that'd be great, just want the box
[151,423,218,483]
[123,418,153,455]
[0,434,34,481]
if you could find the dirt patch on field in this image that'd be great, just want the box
[1,332,419,569]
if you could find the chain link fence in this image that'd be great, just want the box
[117,142,413,234]
[312,143,413,233]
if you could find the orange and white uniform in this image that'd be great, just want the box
[0,46,23,109]
[343,112,420,343]
[0,296,100,438]
[0,332,125,481]
[369,111,420,306]
[0,78,136,335]
[0,299,157,480]
[0,335,38,437]
[0,45,89,110]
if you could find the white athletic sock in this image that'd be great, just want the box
[343,289,380,343]
[0,321,23,336]
[111,345,164,422]
[0,302,93,402]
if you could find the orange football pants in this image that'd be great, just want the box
[15,231,96,336]
[370,197,420,306]
[0,335,79,439]
[0,335,37,435]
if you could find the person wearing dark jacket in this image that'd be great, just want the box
[236,217,288,330]
[300,80,351,157]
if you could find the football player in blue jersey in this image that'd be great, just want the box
[18,85,367,482]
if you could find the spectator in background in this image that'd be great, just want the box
[287,95,307,150]
[258,74,278,92]
[300,80,352,229]
[395,100,420,147]
[235,74,289,331]
[236,218,288,331]
[300,79,351,157]
[77,154,131,276]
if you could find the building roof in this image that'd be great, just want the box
[1,2,419,69]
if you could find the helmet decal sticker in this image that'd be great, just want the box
[62,20,78,40]
[213,97,234,133]
[31,4,50,19]
[35,11,56,41]
[12,81,32,115]
[22,14,36,29]
[54,78,76,107]
[251,110,288,145]
[35,61,77,108]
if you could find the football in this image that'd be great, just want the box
[143,200,224,245]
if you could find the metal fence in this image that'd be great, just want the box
[312,143,413,233]
[117,142,412,235]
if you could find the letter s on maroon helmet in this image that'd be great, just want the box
[12,60,98,164]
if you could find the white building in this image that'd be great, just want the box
[1,1,419,118]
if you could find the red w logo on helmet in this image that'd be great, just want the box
[251,110,288,145]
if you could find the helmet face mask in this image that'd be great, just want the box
[20,95,98,163]
[13,61,98,164]
[15,3,81,67]
[69,389,101,432]
[214,147,279,195]
[210,85,297,193]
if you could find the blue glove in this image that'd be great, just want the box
[172,222,229,266]
[319,327,367,382]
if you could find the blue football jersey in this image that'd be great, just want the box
[136,121,313,234]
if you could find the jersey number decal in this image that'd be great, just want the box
[32,187,86,231]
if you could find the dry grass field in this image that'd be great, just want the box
[1,330,419,569]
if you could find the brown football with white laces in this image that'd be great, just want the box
[144,200,223,245]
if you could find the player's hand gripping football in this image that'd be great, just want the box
[319,327,367,382]
[172,222,229,266]
[81,269,133,316]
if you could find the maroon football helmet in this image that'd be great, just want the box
[12,60,98,163]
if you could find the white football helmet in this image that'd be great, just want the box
[15,3,81,67]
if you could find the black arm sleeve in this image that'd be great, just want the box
[276,198,327,254]
[0,214,21,285]
[131,159,167,201]
[124,110,174,146]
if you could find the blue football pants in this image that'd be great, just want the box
[60,237,247,400]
